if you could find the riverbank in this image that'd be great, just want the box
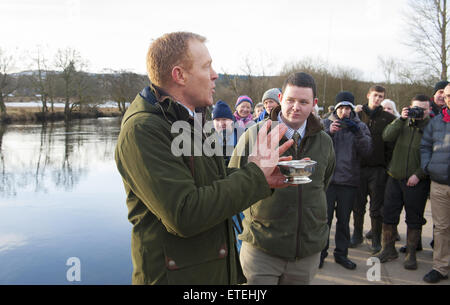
[1,107,122,124]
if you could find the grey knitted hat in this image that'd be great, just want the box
[261,88,281,104]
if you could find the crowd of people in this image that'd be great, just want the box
[211,78,450,285]
[115,31,449,285]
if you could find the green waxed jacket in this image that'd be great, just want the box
[382,117,430,180]
[229,107,336,259]
[115,85,272,285]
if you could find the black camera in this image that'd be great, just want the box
[337,120,348,129]
[407,106,424,119]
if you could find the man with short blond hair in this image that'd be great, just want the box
[146,32,206,88]
[115,32,293,285]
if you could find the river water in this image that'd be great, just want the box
[0,117,133,284]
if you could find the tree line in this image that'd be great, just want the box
[0,50,440,122]
[1,0,448,121]
[0,47,148,121]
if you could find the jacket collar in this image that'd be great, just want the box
[122,84,194,126]
[362,104,383,118]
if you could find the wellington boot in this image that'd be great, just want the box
[369,217,382,254]
[376,224,398,263]
[369,226,400,241]
[399,234,422,253]
[404,228,421,270]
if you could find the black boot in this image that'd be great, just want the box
[350,213,364,248]
[399,234,422,253]
[376,224,399,263]
[369,217,382,254]
[404,228,421,270]
[368,227,400,241]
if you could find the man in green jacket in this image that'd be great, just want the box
[376,94,431,270]
[115,32,293,285]
[229,72,336,285]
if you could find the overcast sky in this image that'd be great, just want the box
[1,0,412,81]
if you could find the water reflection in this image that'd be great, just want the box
[0,233,28,253]
[0,118,133,284]
[0,118,120,198]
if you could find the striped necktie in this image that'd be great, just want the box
[292,131,301,156]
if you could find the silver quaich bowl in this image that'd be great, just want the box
[277,160,317,184]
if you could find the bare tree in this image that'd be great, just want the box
[54,47,82,119]
[30,47,57,113]
[405,0,449,80]
[0,48,16,117]
[219,56,276,110]
[377,56,399,84]
[103,70,147,114]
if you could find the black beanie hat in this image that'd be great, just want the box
[335,91,355,110]
[212,100,234,121]
[433,80,449,95]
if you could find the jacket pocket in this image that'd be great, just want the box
[250,188,295,221]
[304,206,328,229]
[162,224,228,284]
[302,205,328,242]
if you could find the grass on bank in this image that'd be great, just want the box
[1,107,123,123]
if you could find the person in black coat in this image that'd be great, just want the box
[320,91,372,270]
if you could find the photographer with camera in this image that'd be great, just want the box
[321,91,372,270]
[376,94,431,270]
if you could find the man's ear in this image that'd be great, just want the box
[171,66,187,86]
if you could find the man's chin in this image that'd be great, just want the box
[196,99,213,109]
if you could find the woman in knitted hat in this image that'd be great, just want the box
[234,95,256,129]
[256,88,282,122]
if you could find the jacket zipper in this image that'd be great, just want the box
[405,124,416,179]
[296,185,303,258]
[295,139,305,258]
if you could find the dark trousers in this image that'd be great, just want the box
[322,184,358,258]
[354,166,387,220]
[383,176,430,229]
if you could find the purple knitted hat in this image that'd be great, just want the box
[235,95,253,108]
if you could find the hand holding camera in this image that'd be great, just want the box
[401,106,424,120]
[329,121,341,134]
[339,117,360,134]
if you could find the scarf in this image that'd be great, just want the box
[362,104,382,119]
[233,112,253,128]
[443,107,450,123]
